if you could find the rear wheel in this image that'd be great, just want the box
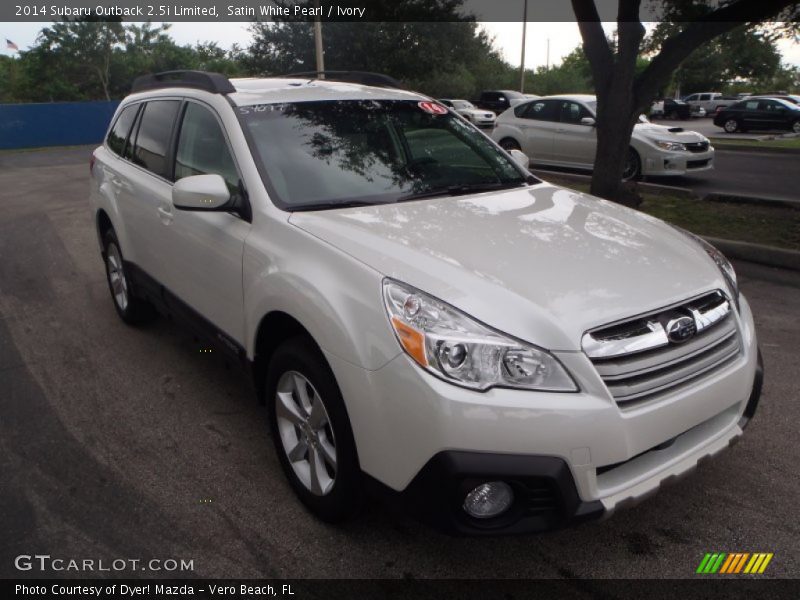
[266,336,363,522]
[792,120,800,134]
[103,230,155,325]
[723,118,740,133]
[622,148,642,181]
[499,138,521,152]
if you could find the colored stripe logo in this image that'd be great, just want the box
[696,552,773,574]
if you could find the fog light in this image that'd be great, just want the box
[463,481,514,519]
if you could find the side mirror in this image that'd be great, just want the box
[509,148,530,169]
[172,174,230,211]
[581,117,596,126]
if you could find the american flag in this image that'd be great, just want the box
[6,39,19,51]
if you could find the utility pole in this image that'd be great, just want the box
[546,38,550,71]
[314,0,325,77]
[519,0,528,93]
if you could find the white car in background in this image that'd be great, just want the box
[492,94,715,180]
[438,99,496,128]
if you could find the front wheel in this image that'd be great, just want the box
[266,336,363,522]
[622,148,642,181]
[792,120,800,134]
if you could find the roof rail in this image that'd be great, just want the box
[285,71,403,89]
[131,70,236,95]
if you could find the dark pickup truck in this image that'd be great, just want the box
[475,90,527,114]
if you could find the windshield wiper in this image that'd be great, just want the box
[288,200,382,212]
[396,181,527,203]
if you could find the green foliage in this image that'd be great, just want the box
[4,17,244,102]
[246,18,513,99]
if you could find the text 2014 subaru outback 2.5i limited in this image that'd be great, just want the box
[90,71,762,535]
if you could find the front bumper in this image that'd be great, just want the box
[325,296,760,534]
[642,148,715,176]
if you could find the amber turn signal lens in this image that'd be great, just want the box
[390,317,428,367]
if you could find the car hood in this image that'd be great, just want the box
[634,122,707,142]
[289,184,725,351]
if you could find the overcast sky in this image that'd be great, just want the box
[3,21,800,69]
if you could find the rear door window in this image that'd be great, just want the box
[106,104,139,157]
[744,101,760,111]
[131,100,181,179]
[520,100,558,121]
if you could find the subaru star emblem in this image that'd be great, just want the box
[666,316,697,343]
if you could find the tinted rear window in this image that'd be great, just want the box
[106,104,139,156]
[132,100,180,178]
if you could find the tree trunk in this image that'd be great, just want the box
[591,86,640,206]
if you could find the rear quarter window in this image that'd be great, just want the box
[106,104,139,157]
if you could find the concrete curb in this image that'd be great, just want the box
[704,236,800,273]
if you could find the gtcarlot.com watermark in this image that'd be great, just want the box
[14,554,194,573]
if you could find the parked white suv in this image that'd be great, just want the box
[492,94,715,179]
[90,71,762,534]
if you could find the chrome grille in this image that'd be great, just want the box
[583,291,741,407]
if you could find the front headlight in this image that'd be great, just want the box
[382,279,578,392]
[674,227,739,308]
[654,139,687,152]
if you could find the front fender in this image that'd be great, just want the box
[243,218,402,371]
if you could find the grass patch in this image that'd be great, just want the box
[709,137,800,150]
[641,195,800,251]
[539,173,800,251]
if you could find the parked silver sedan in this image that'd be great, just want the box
[438,99,496,128]
[492,94,715,180]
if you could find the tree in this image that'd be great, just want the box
[33,17,126,100]
[572,0,799,206]
[646,25,783,95]
[247,0,513,99]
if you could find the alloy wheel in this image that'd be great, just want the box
[724,119,738,133]
[275,370,337,496]
[793,121,800,134]
[622,150,640,181]
[106,243,129,311]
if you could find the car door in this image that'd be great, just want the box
[551,100,596,167]
[114,99,182,286]
[513,99,558,161]
[760,100,788,130]
[157,100,250,345]
[740,100,765,129]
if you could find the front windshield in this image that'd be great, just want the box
[452,100,474,109]
[238,99,529,210]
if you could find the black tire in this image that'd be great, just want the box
[622,148,642,182]
[667,110,678,120]
[499,138,521,152]
[102,230,156,325]
[266,335,363,523]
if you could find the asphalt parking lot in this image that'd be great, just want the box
[1,146,799,580]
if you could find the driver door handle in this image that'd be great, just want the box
[157,206,173,224]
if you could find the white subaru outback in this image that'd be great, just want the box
[90,71,762,535]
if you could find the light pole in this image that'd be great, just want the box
[519,0,528,93]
